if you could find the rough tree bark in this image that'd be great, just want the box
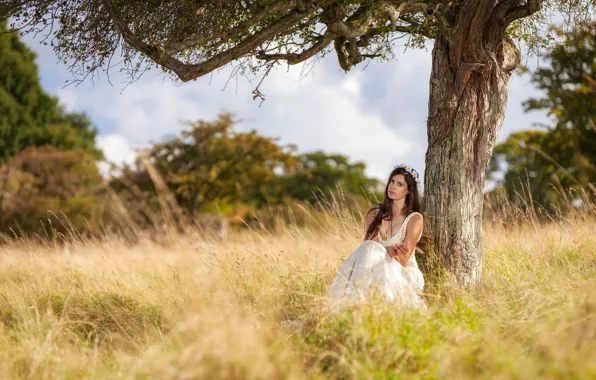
[423,2,521,285]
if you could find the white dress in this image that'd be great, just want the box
[327,212,426,309]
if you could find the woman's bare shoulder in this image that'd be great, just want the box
[366,205,380,217]
[365,205,379,224]
[409,212,423,222]
[405,212,424,232]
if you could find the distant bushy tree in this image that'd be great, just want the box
[490,22,596,206]
[283,151,381,205]
[111,113,297,227]
[111,113,380,228]
[0,21,102,163]
[0,146,105,238]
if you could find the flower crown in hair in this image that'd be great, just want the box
[394,164,420,184]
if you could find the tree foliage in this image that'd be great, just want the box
[111,113,380,228]
[0,20,102,162]
[489,21,596,206]
[0,146,105,238]
[128,113,294,213]
[283,151,380,204]
[3,1,593,85]
[0,24,107,238]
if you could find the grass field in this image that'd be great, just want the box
[0,203,595,379]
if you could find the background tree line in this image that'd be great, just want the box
[487,21,596,214]
[108,113,381,235]
[0,20,381,240]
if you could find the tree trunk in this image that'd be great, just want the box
[423,29,520,285]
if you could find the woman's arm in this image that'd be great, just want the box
[364,208,379,241]
[394,214,423,266]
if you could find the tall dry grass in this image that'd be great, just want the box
[0,189,595,379]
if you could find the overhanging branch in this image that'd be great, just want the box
[328,1,442,71]
[102,0,319,81]
[100,0,445,81]
[255,32,336,64]
[486,0,544,49]
[504,0,543,24]
[163,0,302,55]
[101,0,189,74]
[357,22,434,48]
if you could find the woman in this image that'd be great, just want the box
[327,164,426,308]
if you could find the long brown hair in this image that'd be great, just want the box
[364,166,421,240]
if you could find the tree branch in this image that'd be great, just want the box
[486,0,520,42]
[504,0,543,24]
[163,0,302,55]
[486,0,544,49]
[101,0,189,74]
[491,0,521,22]
[255,32,336,64]
[102,0,319,81]
[356,21,434,48]
[327,9,371,38]
[101,0,447,81]
[328,1,442,71]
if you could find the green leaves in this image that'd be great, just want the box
[489,22,596,208]
[0,23,106,237]
[282,151,381,204]
[111,113,297,222]
[111,113,380,227]
[0,21,101,163]
[0,146,105,237]
[2,1,439,82]
[506,20,556,53]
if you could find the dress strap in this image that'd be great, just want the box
[406,211,422,220]
[403,212,424,242]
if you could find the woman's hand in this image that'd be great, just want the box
[387,244,409,266]
[395,244,409,266]
[386,244,398,258]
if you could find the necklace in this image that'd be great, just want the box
[380,213,406,240]
[379,219,391,240]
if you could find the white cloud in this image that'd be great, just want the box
[54,87,79,112]
[97,133,136,165]
[263,74,410,180]
[96,133,137,176]
[339,71,363,98]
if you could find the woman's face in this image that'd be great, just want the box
[387,174,409,201]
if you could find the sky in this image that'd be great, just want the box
[24,34,551,185]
